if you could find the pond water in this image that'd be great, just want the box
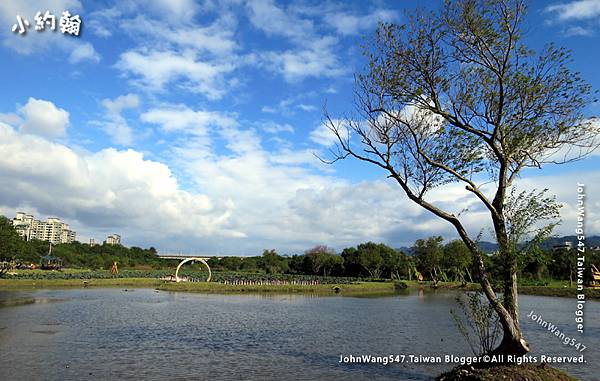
[0,288,598,381]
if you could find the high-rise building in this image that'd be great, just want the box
[12,212,77,244]
[104,234,121,245]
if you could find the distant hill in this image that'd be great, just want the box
[477,236,600,253]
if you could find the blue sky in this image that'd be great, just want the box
[0,0,599,255]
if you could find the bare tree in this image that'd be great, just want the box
[324,0,598,355]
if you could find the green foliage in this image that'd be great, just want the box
[341,242,408,278]
[443,239,473,282]
[0,218,162,270]
[5,269,362,285]
[258,249,289,274]
[0,216,25,262]
[304,245,343,276]
[414,236,444,282]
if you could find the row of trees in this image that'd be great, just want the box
[207,239,600,283]
[206,243,413,278]
[3,215,597,281]
[3,215,597,282]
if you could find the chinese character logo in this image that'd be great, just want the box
[11,15,30,35]
[59,11,81,36]
[35,11,56,31]
[11,10,82,37]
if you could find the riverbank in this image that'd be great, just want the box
[1,278,599,299]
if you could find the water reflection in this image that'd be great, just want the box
[0,289,597,381]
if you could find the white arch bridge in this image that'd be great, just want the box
[159,255,222,283]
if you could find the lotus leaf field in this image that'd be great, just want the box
[3,269,364,285]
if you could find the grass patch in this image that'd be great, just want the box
[0,278,397,296]
[156,281,397,296]
[0,278,162,289]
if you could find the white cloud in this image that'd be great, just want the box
[86,6,125,38]
[0,112,22,126]
[246,1,346,82]
[0,123,244,249]
[104,5,241,99]
[144,0,199,22]
[88,0,199,32]
[68,42,101,63]
[96,94,140,146]
[546,0,600,21]
[246,0,314,41]
[261,121,294,134]
[124,14,239,57]
[545,0,600,36]
[326,9,397,35]
[116,49,236,99]
[17,97,69,138]
[261,36,346,82]
[102,93,140,114]
[142,105,236,133]
[564,26,594,36]
[1,113,598,253]
[310,119,348,147]
[297,104,317,112]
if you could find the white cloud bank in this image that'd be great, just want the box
[0,122,244,248]
[0,101,597,254]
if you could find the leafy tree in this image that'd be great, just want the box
[0,216,24,262]
[240,256,260,272]
[220,256,243,271]
[340,247,361,276]
[548,248,575,283]
[382,249,410,279]
[342,242,399,278]
[259,249,289,274]
[304,245,343,276]
[324,0,598,355]
[443,239,473,282]
[287,254,307,274]
[414,237,445,282]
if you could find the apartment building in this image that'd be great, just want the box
[12,212,77,244]
[104,234,121,246]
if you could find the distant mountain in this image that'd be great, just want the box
[539,235,600,250]
[476,236,600,253]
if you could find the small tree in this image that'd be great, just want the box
[325,0,598,355]
[451,291,502,356]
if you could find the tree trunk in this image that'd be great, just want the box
[465,267,473,283]
[452,220,529,356]
[492,317,530,356]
